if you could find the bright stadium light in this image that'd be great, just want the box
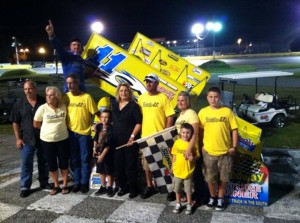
[91,21,104,33]
[191,23,205,39]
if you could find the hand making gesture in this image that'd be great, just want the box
[45,19,54,36]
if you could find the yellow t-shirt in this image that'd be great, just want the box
[138,92,175,137]
[171,138,199,179]
[63,92,98,135]
[198,106,238,156]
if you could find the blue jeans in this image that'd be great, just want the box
[69,131,92,185]
[20,144,49,190]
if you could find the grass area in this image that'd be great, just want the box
[199,60,256,73]
[273,64,300,70]
[0,69,63,87]
[1,67,300,149]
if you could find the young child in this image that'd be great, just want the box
[198,87,238,211]
[93,110,114,197]
[171,123,199,215]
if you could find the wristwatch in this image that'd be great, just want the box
[130,134,135,138]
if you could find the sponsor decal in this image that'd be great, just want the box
[167,54,179,62]
[146,40,155,46]
[159,59,167,66]
[160,69,170,76]
[140,47,151,56]
[238,135,256,152]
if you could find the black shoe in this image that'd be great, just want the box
[72,184,81,193]
[140,187,155,199]
[40,183,53,190]
[113,187,119,193]
[117,188,129,196]
[20,190,30,198]
[107,187,114,197]
[129,191,139,199]
[215,198,225,211]
[95,186,107,196]
[80,184,89,193]
[166,191,176,201]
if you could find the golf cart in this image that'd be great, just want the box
[218,71,299,128]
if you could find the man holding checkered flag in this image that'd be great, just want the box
[137,73,175,199]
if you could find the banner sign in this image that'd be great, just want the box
[82,33,187,107]
[136,126,178,193]
[128,32,210,96]
[236,116,263,160]
[226,154,269,206]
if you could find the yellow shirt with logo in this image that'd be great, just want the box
[198,106,238,156]
[171,138,199,179]
[63,92,98,135]
[138,92,175,137]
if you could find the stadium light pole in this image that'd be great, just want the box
[237,38,242,53]
[11,37,20,64]
[38,47,46,64]
[191,23,205,56]
[91,21,104,34]
[206,21,222,60]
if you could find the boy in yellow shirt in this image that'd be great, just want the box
[171,123,199,215]
[198,87,238,211]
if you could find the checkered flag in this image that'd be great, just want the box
[137,126,178,193]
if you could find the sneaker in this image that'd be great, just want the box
[166,191,176,201]
[185,204,192,215]
[95,186,107,196]
[117,188,129,196]
[207,197,217,208]
[140,187,155,199]
[215,198,225,211]
[173,203,182,214]
[129,190,139,199]
[107,187,114,197]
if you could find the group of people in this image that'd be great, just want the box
[9,20,238,216]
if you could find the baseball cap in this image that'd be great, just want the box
[144,73,159,82]
[70,37,81,44]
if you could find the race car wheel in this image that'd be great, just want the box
[271,114,285,128]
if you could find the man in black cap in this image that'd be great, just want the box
[45,20,86,93]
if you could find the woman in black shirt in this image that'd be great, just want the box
[112,83,142,199]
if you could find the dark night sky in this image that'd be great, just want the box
[1,0,300,61]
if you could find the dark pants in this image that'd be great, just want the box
[41,138,70,172]
[193,156,210,204]
[114,144,139,192]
